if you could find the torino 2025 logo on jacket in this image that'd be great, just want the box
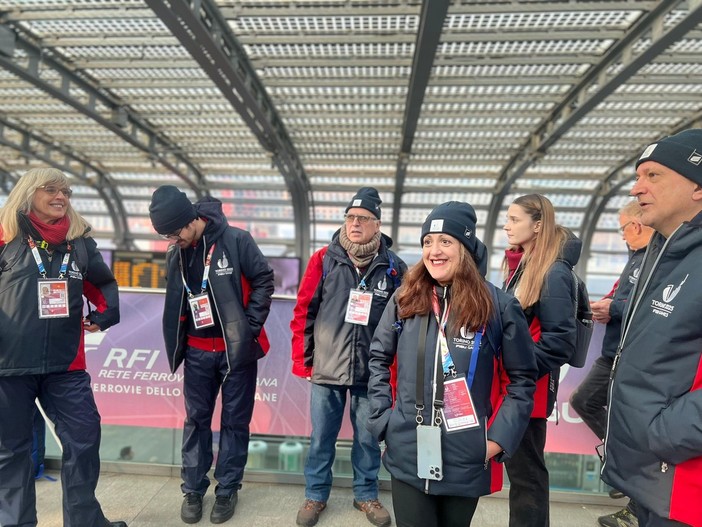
[214,252,233,276]
[651,274,688,318]
[452,326,476,350]
[373,275,390,299]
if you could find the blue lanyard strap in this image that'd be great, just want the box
[27,235,71,278]
[466,329,484,390]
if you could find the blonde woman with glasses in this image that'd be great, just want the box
[0,168,124,527]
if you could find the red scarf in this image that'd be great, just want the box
[28,211,71,245]
[504,248,525,284]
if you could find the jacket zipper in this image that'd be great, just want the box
[348,256,387,386]
[203,239,231,380]
[601,228,677,475]
[483,416,489,470]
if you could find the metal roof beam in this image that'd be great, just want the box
[145,0,312,260]
[0,116,133,249]
[391,0,450,243]
[216,2,656,17]
[230,30,626,46]
[0,23,207,196]
[483,0,702,263]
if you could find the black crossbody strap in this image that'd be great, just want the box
[415,315,429,408]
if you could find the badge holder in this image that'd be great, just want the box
[38,278,70,319]
[188,293,215,329]
[441,375,480,432]
[344,288,373,326]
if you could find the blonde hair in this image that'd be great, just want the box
[398,243,493,332]
[0,168,90,242]
[503,194,567,309]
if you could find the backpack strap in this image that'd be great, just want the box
[386,252,401,288]
[0,237,24,274]
[321,245,332,281]
[73,237,89,274]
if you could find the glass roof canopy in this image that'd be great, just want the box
[0,0,701,293]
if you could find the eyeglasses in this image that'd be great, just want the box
[159,227,184,240]
[619,221,633,233]
[37,185,73,198]
[344,213,377,224]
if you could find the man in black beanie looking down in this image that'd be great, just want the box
[149,186,274,524]
[291,187,407,527]
[601,129,702,527]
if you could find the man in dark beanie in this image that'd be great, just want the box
[602,129,702,527]
[149,186,274,524]
[291,187,407,527]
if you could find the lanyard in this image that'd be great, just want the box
[27,235,71,279]
[415,307,486,426]
[355,266,372,290]
[431,291,455,375]
[430,290,484,389]
[180,238,216,297]
[466,330,483,390]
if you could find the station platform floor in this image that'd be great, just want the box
[34,470,626,526]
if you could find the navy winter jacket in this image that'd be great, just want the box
[367,284,537,497]
[603,212,702,526]
[161,197,274,373]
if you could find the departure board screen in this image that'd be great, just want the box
[112,251,167,289]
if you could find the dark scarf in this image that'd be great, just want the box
[339,228,381,268]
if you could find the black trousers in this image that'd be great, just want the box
[181,347,257,497]
[0,371,108,527]
[504,417,549,527]
[569,355,613,441]
[390,477,479,527]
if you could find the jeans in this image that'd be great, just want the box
[304,383,380,503]
[391,477,479,527]
[505,418,549,527]
[181,347,257,497]
[0,372,108,527]
[569,355,613,441]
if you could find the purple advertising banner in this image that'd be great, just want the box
[87,291,603,454]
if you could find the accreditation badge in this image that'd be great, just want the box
[37,278,70,319]
[188,293,215,329]
[344,289,373,326]
[441,375,480,432]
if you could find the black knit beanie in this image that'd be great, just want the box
[421,201,488,276]
[149,185,197,235]
[346,187,382,219]
[636,129,702,185]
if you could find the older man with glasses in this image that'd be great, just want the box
[291,187,407,527]
[148,186,274,525]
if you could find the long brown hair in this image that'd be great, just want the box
[397,243,493,332]
[503,193,567,309]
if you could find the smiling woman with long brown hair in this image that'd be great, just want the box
[368,201,537,527]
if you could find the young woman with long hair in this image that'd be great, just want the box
[502,193,580,527]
